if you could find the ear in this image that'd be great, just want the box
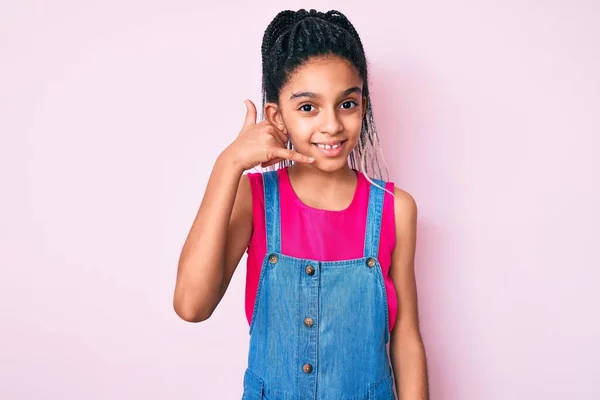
[264,102,287,134]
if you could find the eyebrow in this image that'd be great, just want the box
[289,86,362,100]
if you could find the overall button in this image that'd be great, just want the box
[268,254,278,264]
[366,258,376,268]
[304,317,314,328]
[305,265,315,275]
[302,363,313,374]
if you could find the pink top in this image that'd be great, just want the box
[245,168,398,332]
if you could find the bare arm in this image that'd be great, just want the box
[389,187,429,399]
[173,155,251,322]
[172,99,313,323]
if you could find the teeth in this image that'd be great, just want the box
[316,143,342,150]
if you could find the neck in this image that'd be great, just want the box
[286,163,359,211]
[287,163,356,188]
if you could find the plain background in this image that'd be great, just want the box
[1,0,599,399]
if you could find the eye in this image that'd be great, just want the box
[299,104,315,112]
[340,101,358,109]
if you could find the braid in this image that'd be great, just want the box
[261,11,296,61]
[259,9,389,181]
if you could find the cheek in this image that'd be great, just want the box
[285,118,316,142]
[344,114,363,136]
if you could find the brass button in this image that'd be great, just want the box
[302,363,313,374]
[269,254,278,264]
[304,317,314,328]
[366,258,376,268]
[305,265,315,275]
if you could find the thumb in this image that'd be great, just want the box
[243,99,257,128]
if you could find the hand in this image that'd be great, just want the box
[222,99,314,171]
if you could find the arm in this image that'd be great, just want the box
[172,99,313,323]
[173,154,252,322]
[389,187,429,399]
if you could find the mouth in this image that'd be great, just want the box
[311,139,347,157]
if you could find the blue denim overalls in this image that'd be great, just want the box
[242,171,395,400]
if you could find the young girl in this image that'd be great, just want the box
[174,8,429,400]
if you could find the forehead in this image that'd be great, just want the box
[283,56,363,96]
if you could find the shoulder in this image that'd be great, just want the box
[244,171,264,192]
[245,169,286,198]
[363,173,416,217]
[242,171,267,212]
[392,186,417,241]
[245,170,280,188]
[392,186,417,218]
[232,172,266,214]
[245,171,258,183]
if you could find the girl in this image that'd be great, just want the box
[174,8,429,400]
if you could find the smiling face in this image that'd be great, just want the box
[265,55,367,172]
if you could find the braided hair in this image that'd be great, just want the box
[260,9,388,181]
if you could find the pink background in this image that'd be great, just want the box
[2,1,599,399]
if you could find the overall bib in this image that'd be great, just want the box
[242,171,395,400]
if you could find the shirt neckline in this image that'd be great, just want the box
[280,167,363,213]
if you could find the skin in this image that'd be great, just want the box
[264,55,366,209]
[173,54,429,399]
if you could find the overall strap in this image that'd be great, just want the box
[363,178,386,258]
[263,170,282,254]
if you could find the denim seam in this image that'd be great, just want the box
[295,258,301,392]
[267,253,376,267]
[374,260,390,343]
[248,257,269,336]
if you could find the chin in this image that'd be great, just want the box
[310,157,351,173]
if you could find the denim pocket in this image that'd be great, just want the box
[368,373,395,399]
[241,368,264,400]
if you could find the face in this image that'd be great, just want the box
[265,55,367,172]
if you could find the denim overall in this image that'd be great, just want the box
[242,171,395,400]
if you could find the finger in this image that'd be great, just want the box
[259,122,287,145]
[261,158,283,168]
[271,147,315,164]
[272,125,288,144]
[266,129,286,148]
[243,99,257,128]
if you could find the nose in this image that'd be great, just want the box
[319,107,343,136]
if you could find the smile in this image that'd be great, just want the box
[315,142,342,150]
[311,140,347,157]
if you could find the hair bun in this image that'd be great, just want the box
[295,8,325,21]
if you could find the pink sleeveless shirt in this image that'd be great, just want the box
[245,168,398,333]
